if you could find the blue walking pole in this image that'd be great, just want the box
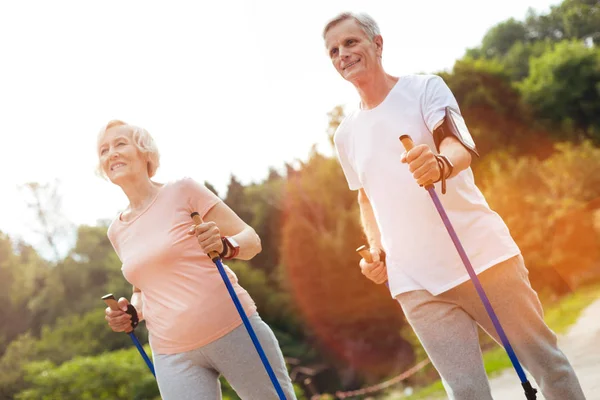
[102,294,156,377]
[398,135,537,399]
[190,212,287,400]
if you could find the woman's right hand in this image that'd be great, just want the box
[105,297,134,332]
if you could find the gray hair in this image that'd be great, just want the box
[322,12,381,40]
[96,119,161,179]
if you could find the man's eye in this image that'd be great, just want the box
[330,48,338,56]
[347,39,355,45]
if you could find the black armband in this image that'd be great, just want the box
[433,107,480,158]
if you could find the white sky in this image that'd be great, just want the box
[0,0,560,258]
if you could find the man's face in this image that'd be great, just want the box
[324,19,382,83]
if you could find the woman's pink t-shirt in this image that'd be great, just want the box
[107,177,257,355]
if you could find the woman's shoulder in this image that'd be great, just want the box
[167,176,220,197]
[169,176,203,190]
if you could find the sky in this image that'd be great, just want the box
[0,0,561,258]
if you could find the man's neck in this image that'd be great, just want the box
[354,72,399,110]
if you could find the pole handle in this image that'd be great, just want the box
[102,293,120,311]
[399,134,415,152]
[102,293,134,333]
[356,245,373,263]
[190,212,220,260]
[400,134,436,189]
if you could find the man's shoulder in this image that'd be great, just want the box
[333,109,358,145]
[399,73,445,90]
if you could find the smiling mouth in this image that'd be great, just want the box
[343,59,360,70]
[111,163,126,171]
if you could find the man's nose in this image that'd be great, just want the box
[339,46,350,58]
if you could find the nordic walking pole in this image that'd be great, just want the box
[190,212,287,400]
[102,294,156,377]
[399,134,537,400]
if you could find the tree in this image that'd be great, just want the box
[18,180,73,262]
[280,147,413,390]
[500,39,554,82]
[15,349,159,400]
[326,106,345,147]
[440,58,553,159]
[224,174,254,224]
[0,236,48,356]
[204,181,220,197]
[243,169,286,275]
[480,18,528,58]
[477,140,600,295]
[526,0,600,44]
[24,224,127,331]
[518,40,600,144]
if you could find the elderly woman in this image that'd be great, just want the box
[99,120,296,400]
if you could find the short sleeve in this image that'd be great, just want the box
[333,122,362,191]
[181,177,222,219]
[422,75,460,134]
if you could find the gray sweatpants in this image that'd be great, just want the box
[153,313,297,400]
[396,255,586,400]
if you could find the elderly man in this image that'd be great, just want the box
[323,11,586,400]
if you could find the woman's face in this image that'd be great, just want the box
[98,125,148,184]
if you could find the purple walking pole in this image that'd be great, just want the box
[398,135,537,400]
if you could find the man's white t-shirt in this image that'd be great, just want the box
[334,74,521,297]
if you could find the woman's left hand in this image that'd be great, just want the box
[188,221,225,255]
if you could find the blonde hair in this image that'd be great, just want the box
[96,119,160,178]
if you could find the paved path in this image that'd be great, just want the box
[385,298,600,399]
[488,298,600,399]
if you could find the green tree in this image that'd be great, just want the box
[500,39,554,82]
[526,0,600,44]
[0,333,36,399]
[440,58,551,158]
[0,236,48,352]
[518,40,600,143]
[224,174,253,224]
[25,224,128,330]
[243,168,286,275]
[480,18,528,58]
[15,348,159,400]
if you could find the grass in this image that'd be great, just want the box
[383,282,600,400]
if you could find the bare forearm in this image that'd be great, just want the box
[131,288,144,322]
[439,136,472,178]
[230,226,261,260]
[203,202,262,261]
[358,189,383,251]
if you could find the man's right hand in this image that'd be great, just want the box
[105,297,134,332]
[359,248,388,284]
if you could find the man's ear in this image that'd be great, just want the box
[373,35,383,57]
